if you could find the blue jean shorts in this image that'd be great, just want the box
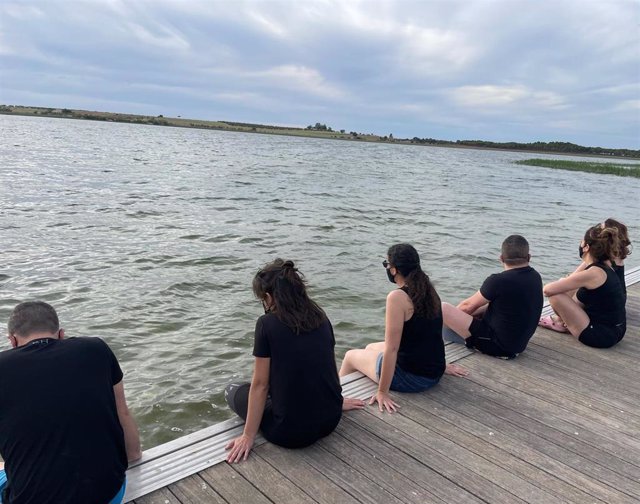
[0,470,6,504]
[0,471,125,504]
[376,353,440,393]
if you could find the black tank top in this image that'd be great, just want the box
[612,263,626,300]
[396,287,446,379]
[576,263,625,327]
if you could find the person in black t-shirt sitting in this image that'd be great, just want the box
[0,301,141,504]
[225,259,365,463]
[339,244,468,414]
[442,235,543,359]
[543,224,626,348]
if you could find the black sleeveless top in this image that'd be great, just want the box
[612,263,626,300]
[396,287,446,379]
[576,263,625,327]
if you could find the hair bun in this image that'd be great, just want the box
[282,260,295,269]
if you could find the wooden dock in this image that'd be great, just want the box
[126,271,640,504]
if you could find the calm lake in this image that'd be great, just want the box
[1,114,638,448]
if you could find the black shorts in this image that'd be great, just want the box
[579,322,625,349]
[467,318,518,359]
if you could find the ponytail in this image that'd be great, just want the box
[404,267,441,318]
[604,218,631,260]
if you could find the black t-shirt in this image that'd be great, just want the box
[480,266,543,354]
[396,289,446,379]
[253,314,343,444]
[577,263,626,326]
[0,337,127,504]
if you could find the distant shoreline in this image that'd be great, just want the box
[1,105,638,159]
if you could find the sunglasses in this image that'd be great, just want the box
[382,260,390,268]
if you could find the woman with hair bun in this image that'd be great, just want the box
[543,224,626,348]
[339,244,467,413]
[225,259,364,463]
[540,217,631,332]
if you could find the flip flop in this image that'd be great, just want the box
[538,315,569,333]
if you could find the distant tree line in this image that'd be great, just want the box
[306,122,333,132]
[408,137,638,158]
[1,106,636,157]
[222,121,301,131]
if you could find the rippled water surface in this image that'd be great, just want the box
[1,115,638,447]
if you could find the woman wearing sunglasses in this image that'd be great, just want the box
[225,258,365,463]
[339,243,467,413]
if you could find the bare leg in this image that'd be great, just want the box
[441,302,473,338]
[548,294,590,338]
[339,348,380,382]
[365,341,385,352]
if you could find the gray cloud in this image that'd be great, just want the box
[0,0,638,147]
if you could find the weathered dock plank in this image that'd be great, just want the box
[230,453,316,504]
[197,463,271,504]
[402,391,610,504]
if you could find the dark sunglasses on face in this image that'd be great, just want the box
[382,260,390,268]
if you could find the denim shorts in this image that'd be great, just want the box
[0,470,6,504]
[376,353,440,393]
[0,471,125,504]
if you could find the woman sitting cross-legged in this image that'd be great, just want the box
[543,224,626,348]
[225,259,365,463]
[339,243,467,413]
[539,217,631,333]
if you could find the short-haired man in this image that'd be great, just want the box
[0,301,141,504]
[442,235,543,359]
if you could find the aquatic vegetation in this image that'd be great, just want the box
[515,158,640,178]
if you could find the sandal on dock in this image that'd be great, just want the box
[538,315,569,333]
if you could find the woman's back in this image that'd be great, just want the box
[577,263,625,326]
[254,314,342,446]
[396,308,446,379]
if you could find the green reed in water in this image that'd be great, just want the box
[515,158,640,178]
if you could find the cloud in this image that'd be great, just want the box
[123,21,190,51]
[449,85,566,111]
[1,3,44,20]
[253,65,347,100]
[0,0,638,147]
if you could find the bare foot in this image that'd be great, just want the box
[445,363,469,377]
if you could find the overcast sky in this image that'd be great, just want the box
[1,0,638,148]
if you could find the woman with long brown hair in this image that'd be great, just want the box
[225,259,364,463]
[543,224,626,348]
[339,244,467,413]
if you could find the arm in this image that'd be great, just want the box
[572,261,588,274]
[457,291,489,315]
[226,357,270,463]
[543,268,605,297]
[371,291,404,413]
[114,381,142,463]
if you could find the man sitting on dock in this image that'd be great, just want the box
[442,235,543,359]
[0,301,142,504]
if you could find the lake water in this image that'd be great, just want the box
[1,114,638,448]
